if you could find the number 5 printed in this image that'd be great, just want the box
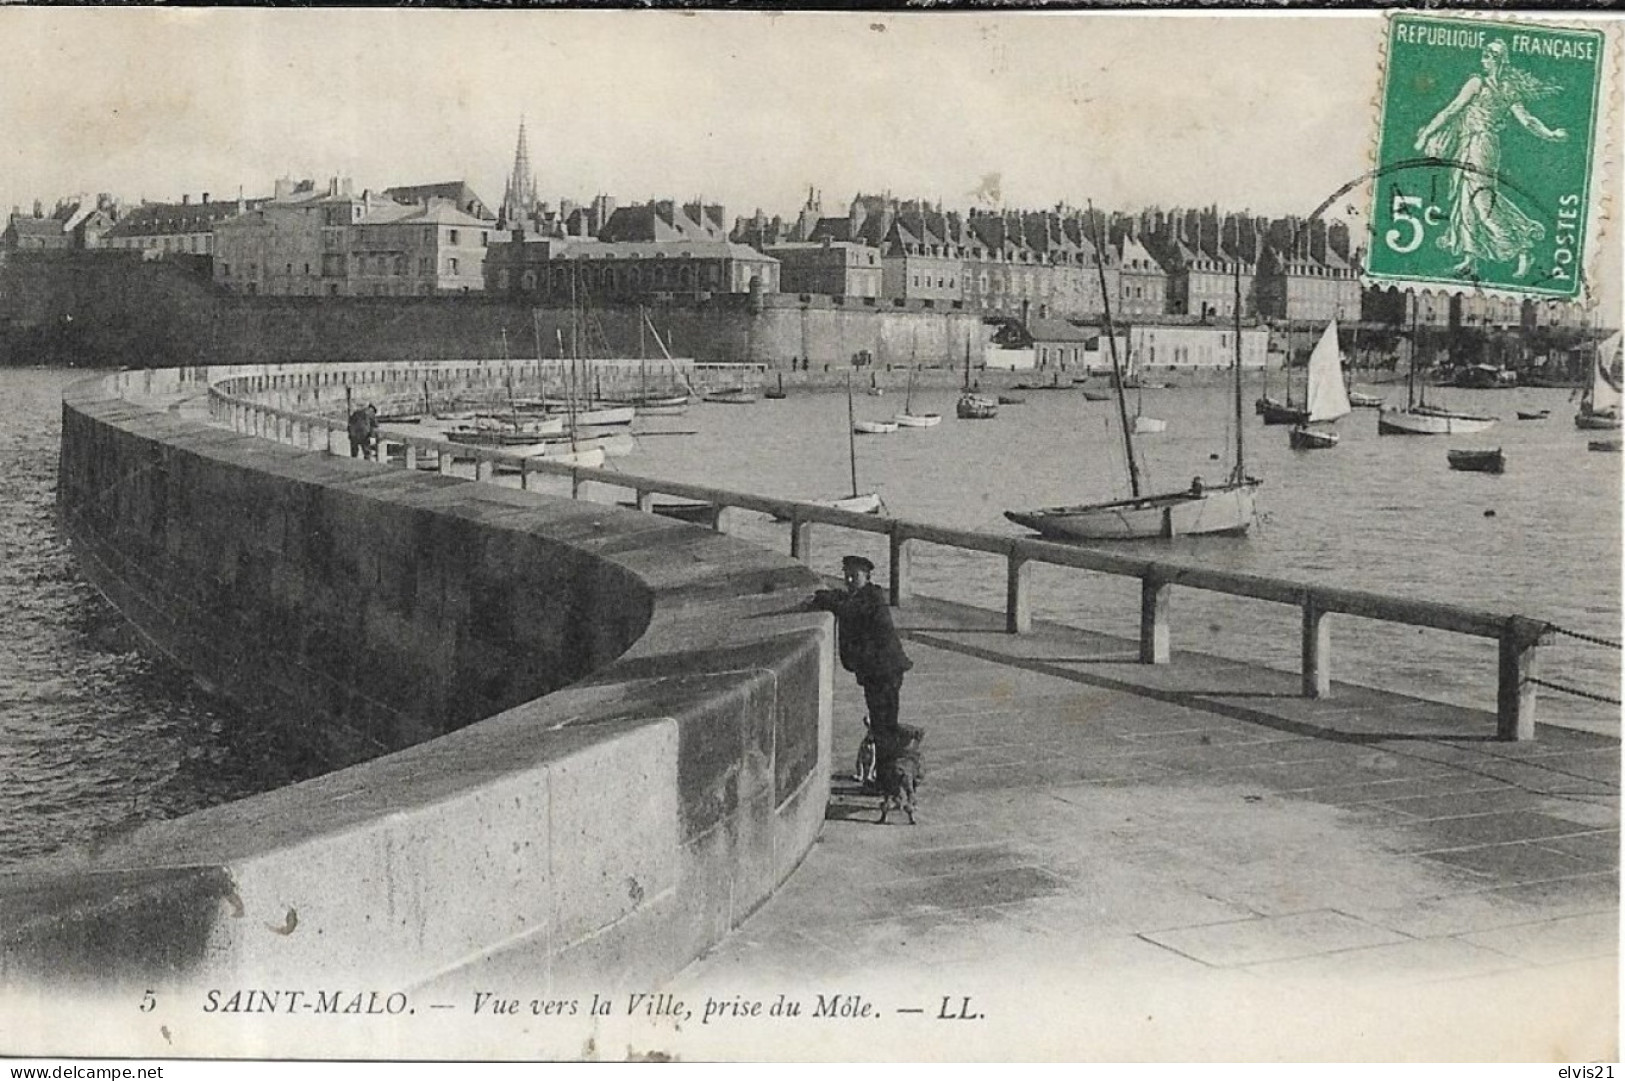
[1385,191,1439,255]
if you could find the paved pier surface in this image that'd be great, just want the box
[665,595,1618,1061]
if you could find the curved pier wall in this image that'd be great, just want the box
[2,366,832,995]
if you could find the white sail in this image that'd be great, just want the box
[1590,331,1623,415]
[1304,320,1351,423]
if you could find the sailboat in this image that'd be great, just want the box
[1256,326,1307,424]
[893,370,941,428]
[1288,320,1352,449]
[1378,306,1496,435]
[1258,331,1310,425]
[956,341,998,419]
[790,373,882,514]
[1006,211,1259,541]
[606,307,691,416]
[1574,330,1622,430]
[1130,360,1165,434]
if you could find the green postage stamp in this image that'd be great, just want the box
[1366,15,1608,300]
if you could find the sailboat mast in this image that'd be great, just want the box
[1407,296,1419,411]
[1233,256,1245,483]
[846,372,859,498]
[1088,204,1142,499]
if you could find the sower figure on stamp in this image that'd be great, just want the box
[1413,38,1568,280]
[809,555,923,821]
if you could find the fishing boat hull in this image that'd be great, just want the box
[1447,449,1505,474]
[1575,408,1622,430]
[854,420,899,435]
[703,389,759,404]
[444,429,561,451]
[1288,425,1339,450]
[605,394,690,416]
[956,394,998,419]
[1348,391,1385,408]
[1006,481,1259,541]
[1081,391,1112,402]
[1257,397,1309,425]
[1377,407,1496,435]
[1516,409,1551,421]
[1588,439,1622,453]
[770,491,884,519]
[619,499,716,523]
[892,412,941,428]
[566,405,636,427]
[826,492,883,514]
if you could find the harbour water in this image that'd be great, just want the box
[589,374,1622,735]
[5,366,1619,865]
[0,369,306,867]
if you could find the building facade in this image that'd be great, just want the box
[215,177,491,296]
[766,240,882,298]
[101,193,251,259]
[483,234,779,303]
[1125,318,1269,374]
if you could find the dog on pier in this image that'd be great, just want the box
[856,716,923,825]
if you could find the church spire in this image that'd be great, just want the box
[502,116,538,228]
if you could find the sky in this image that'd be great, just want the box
[0,8,1618,306]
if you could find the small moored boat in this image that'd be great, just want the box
[891,372,940,427]
[1447,448,1505,474]
[703,387,758,404]
[1516,409,1551,420]
[853,419,899,435]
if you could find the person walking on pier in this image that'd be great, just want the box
[347,403,378,459]
[810,554,913,735]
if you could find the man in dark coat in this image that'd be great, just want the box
[347,404,378,459]
[809,555,912,735]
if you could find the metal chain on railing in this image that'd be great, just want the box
[1527,620,1623,705]
[1526,677,1621,706]
[1546,622,1622,651]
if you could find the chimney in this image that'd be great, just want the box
[202,193,210,204]
[181,194,190,205]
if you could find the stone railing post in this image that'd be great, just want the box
[888,528,912,607]
[789,513,813,564]
[1497,617,1547,741]
[1302,593,1331,698]
[1006,550,1031,635]
[476,458,493,482]
[1139,572,1171,665]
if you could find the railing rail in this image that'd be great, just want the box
[208,375,1559,742]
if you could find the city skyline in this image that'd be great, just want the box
[2,9,1618,307]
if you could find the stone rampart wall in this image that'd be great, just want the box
[1,365,832,997]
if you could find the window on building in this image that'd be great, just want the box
[448,257,459,276]
[449,229,460,245]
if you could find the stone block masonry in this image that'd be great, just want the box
[1,364,832,1013]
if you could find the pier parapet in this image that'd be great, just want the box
[4,363,832,996]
